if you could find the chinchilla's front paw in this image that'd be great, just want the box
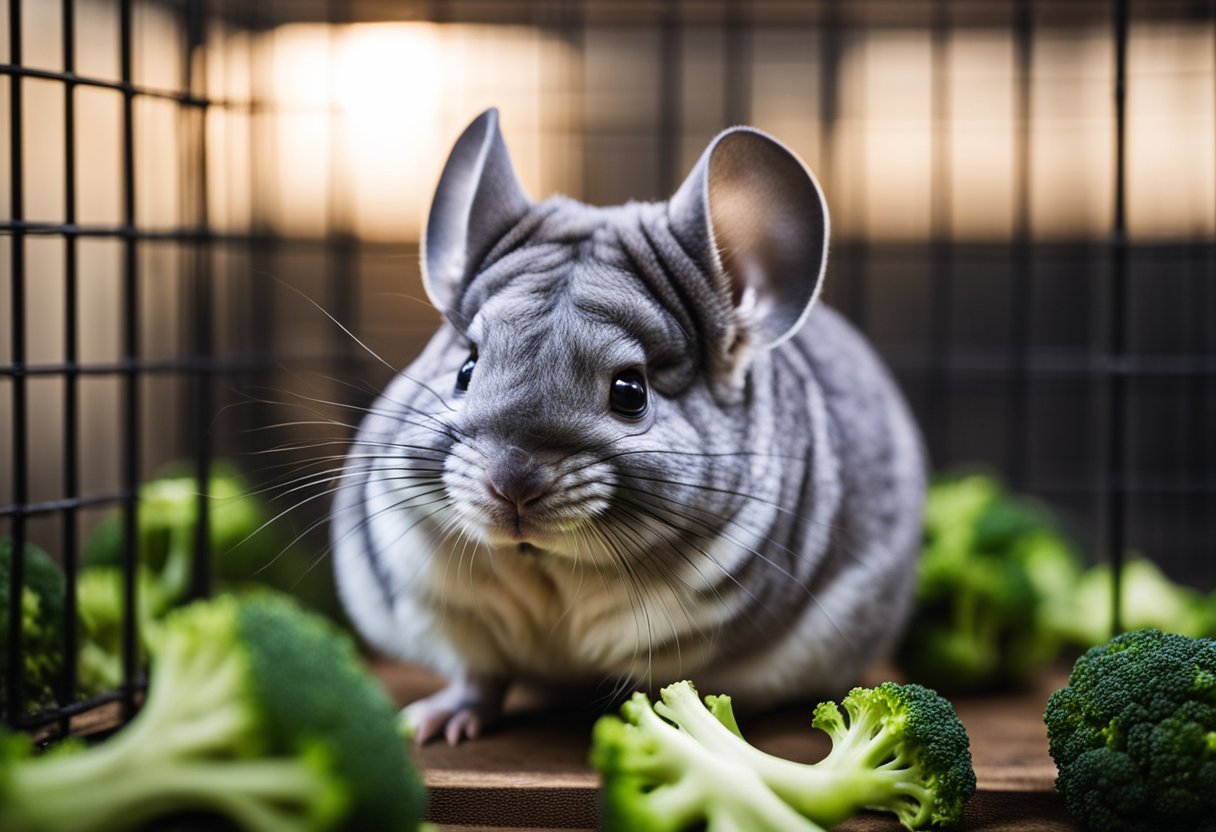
[400,674,507,746]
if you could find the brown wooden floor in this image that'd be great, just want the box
[374,661,1077,832]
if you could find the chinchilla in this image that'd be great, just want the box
[331,108,925,744]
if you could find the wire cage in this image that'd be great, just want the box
[2,0,1215,739]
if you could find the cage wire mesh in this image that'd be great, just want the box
[2,0,1215,734]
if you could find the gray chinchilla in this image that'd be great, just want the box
[331,108,925,745]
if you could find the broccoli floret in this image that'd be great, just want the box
[74,566,167,695]
[0,539,66,712]
[591,680,976,831]
[85,465,267,604]
[1059,558,1209,647]
[84,463,342,624]
[1045,627,1216,832]
[0,592,426,831]
[899,474,1083,692]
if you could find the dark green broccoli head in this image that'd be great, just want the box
[1045,628,1216,832]
[814,682,976,829]
[0,591,427,832]
[235,594,427,829]
[884,683,977,827]
[0,539,66,711]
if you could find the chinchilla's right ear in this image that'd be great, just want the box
[422,108,532,315]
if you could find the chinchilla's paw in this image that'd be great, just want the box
[400,674,507,746]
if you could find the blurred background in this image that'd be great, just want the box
[2,0,1214,722]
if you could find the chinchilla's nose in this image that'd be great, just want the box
[487,446,552,513]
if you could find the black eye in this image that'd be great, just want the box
[610,369,649,418]
[455,350,477,393]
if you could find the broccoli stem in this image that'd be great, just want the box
[657,685,928,828]
[4,752,327,832]
[0,620,329,832]
[629,699,828,832]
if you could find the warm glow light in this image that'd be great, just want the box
[334,24,443,241]
[260,23,556,241]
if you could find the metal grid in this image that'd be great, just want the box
[3,0,1215,735]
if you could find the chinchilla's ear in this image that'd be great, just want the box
[422,108,531,314]
[668,127,829,352]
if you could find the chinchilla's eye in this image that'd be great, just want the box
[610,369,649,418]
[455,350,477,394]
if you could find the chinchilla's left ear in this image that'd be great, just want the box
[422,108,532,315]
[668,127,829,352]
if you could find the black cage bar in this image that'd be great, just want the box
[2,0,1215,735]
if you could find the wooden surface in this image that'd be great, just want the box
[374,661,1077,832]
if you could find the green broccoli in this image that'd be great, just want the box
[898,473,1083,692]
[74,566,166,695]
[84,464,269,605]
[0,539,66,712]
[1045,628,1216,832]
[0,592,427,832]
[1059,558,1210,647]
[84,462,342,622]
[591,680,976,831]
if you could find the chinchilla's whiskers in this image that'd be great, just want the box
[612,501,841,671]
[587,520,656,697]
[275,385,469,444]
[246,438,449,464]
[618,471,871,567]
[604,504,729,654]
[236,389,463,448]
[545,527,589,640]
[271,275,459,415]
[255,474,446,559]
[373,498,462,606]
[242,471,447,581]
[609,500,733,606]
[244,455,444,493]
[590,446,809,467]
[612,486,854,652]
[246,462,445,503]
[594,510,706,691]
[289,491,437,591]
[611,497,818,660]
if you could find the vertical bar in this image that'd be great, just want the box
[927,0,953,466]
[1008,0,1033,489]
[1107,0,1130,634]
[556,0,586,198]
[6,0,29,727]
[657,0,681,196]
[1210,0,1216,584]
[820,0,865,329]
[246,3,275,460]
[327,1,357,391]
[722,0,750,127]
[186,0,212,600]
[60,0,81,729]
[119,0,141,715]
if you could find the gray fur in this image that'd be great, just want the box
[331,109,924,737]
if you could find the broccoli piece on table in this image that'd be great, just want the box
[899,473,1082,692]
[0,539,66,712]
[591,680,976,831]
[0,592,427,832]
[1045,627,1216,832]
